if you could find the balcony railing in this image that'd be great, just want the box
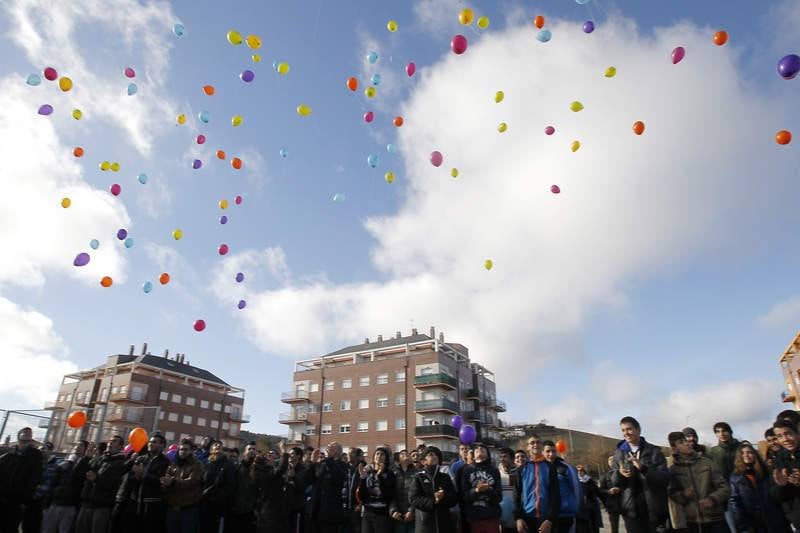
[487,399,507,412]
[464,389,480,399]
[230,412,251,423]
[464,410,485,423]
[415,399,459,413]
[44,401,64,410]
[414,373,458,389]
[279,411,310,424]
[106,410,143,424]
[281,390,310,403]
[109,390,147,403]
[37,419,51,429]
[415,424,459,439]
[74,396,93,407]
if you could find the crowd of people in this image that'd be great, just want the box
[1,409,800,533]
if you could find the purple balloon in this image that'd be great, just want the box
[240,70,255,83]
[459,424,476,445]
[430,150,443,167]
[219,215,228,225]
[671,46,686,65]
[116,228,128,240]
[38,104,53,115]
[166,449,177,462]
[778,54,800,80]
[544,125,555,136]
[451,415,463,430]
[583,21,595,33]
[237,299,247,309]
[235,272,245,282]
[73,252,90,267]
[192,159,202,169]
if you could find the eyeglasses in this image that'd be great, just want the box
[528,441,540,445]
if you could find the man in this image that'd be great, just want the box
[195,436,214,465]
[409,446,458,533]
[449,443,471,483]
[0,427,44,533]
[765,427,781,470]
[228,442,260,532]
[513,436,560,533]
[771,419,800,527]
[308,441,351,533]
[161,438,204,533]
[255,442,289,532]
[575,465,602,533]
[597,457,621,533]
[390,449,417,533]
[543,441,580,533]
[497,448,517,533]
[667,432,729,533]
[42,440,91,533]
[681,427,707,456]
[27,441,60,533]
[200,440,237,533]
[227,447,240,465]
[115,432,170,533]
[611,416,669,533]
[707,422,740,482]
[460,443,502,533]
[342,447,364,533]
[526,436,543,462]
[409,450,421,471]
[513,450,528,470]
[75,435,128,533]
[358,446,396,533]
[281,445,312,533]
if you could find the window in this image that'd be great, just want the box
[224,405,231,414]
[357,445,368,455]
[210,420,219,429]
[396,394,406,406]
[324,381,334,391]
[183,415,192,424]
[111,386,119,395]
[394,443,405,452]
[357,422,369,433]
[120,385,128,395]
[305,426,316,436]
[395,371,406,383]
[198,417,207,427]
[377,397,389,408]
[342,378,352,389]
[377,374,389,385]
[308,404,318,413]
[420,366,434,375]
[359,376,370,387]
[222,422,229,430]
[340,424,351,434]
[171,394,182,403]
[321,424,332,435]
[340,400,351,411]
[376,420,388,431]
[310,383,320,393]
[395,418,406,430]
[168,412,178,422]
[159,391,168,401]
[199,400,208,409]
[213,403,222,411]
[323,402,333,412]
[358,399,369,409]
[186,397,196,406]
[230,425,239,436]
[165,431,175,441]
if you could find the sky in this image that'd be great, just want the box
[0,0,799,447]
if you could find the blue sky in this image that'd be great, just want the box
[0,0,798,445]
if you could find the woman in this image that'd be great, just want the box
[409,447,457,533]
[575,465,602,533]
[729,442,787,533]
[358,447,396,533]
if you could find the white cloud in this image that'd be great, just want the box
[136,176,173,218]
[413,0,463,35]
[758,296,800,330]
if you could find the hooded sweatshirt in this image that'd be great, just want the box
[460,459,502,521]
[668,452,730,524]
[514,456,561,522]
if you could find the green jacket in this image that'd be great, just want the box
[668,453,730,524]
[707,439,740,481]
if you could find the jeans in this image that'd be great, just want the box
[166,507,199,533]
[41,505,77,533]
[686,521,730,533]
[606,512,620,533]
[0,501,23,533]
[361,509,391,533]
[392,520,415,533]
[75,506,112,533]
[469,517,501,533]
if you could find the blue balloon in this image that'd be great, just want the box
[371,73,382,86]
[459,424,476,445]
[583,21,595,33]
[236,272,245,283]
[142,281,153,293]
[198,110,210,123]
[26,74,41,86]
[137,173,148,184]
[367,154,379,168]
[124,237,135,248]
[116,229,128,240]
[451,415,463,430]
[537,29,552,43]
[332,193,346,202]
[366,51,379,64]
[219,215,228,225]
[173,23,185,37]
[279,148,288,158]
[386,143,397,153]
[89,239,100,250]
[166,448,178,462]
[127,83,138,96]
[237,299,247,310]
[272,61,279,71]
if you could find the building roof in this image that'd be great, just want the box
[322,333,434,358]
[92,353,230,387]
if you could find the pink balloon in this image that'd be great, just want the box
[544,125,555,135]
[123,444,134,456]
[110,183,121,196]
[193,319,206,332]
[451,35,468,55]
[364,111,374,123]
[671,46,685,65]
[235,195,242,205]
[124,67,136,78]
[430,151,443,167]
[406,62,416,77]
[43,67,57,81]
[218,244,229,255]
[196,134,206,144]
[550,185,561,194]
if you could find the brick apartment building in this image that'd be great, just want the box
[43,344,248,451]
[779,331,800,409]
[280,327,506,460]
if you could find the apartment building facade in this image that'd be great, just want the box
[780,331,800,410]
[280,327,505,460]
[43,344,248,451]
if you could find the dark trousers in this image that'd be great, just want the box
[523,517,551,532]
[315,522,346,533]
[74,506,112,533]
[166,507,200,533]
[623,515,667,533]
[0,502,23,533]
[685,522,730,533]
[285,510,304,533]
[469,518,501,533]
[226,511,256,533]
[361,509,391,533]
[558,517,575,533]
[118,501,166,533]
[22,499,43,533]
[607,512,620,533]
[199,507,224,533]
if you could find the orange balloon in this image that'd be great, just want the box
[73,147,84,157]
[159,272,170,285]
[67,411,87,429]
[632,121,645,135]
[713,30,728,46]
[128,427,148,452]
[555,439,568,454]
[216,150,226,160]
[203,85,215,96]
[347,76,358,92]
[534,15,545,29]
[100,276,113,288]
[393,116,404,127]
[231,157,242,170]
[776,130,792,145]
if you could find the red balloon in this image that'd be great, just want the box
[128,427,148,452]
[556,439,568,454]
[193,319,206,332]
[346,77,358,91]
[534,15,545,29]
[218,244,229,255]
[713,30,728,46]
[776,130,792,145]
[109,183,121,196]
[43,67,58,81]
[550,185,561,194]
[235,195,243,205]
[67,411,87,429]
[363,111,374,123]
[451,34,468,54]
[632,121,645,135]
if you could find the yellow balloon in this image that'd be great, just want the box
[110,162,120,172]
[227,30,242,45]
[252,54,262,63]
[100,161,110,171]
[484,259,493,271]
[296,104,312,117]
[232,115,243,127]
[384,171,395,183]
[176,113,186,125]
[387,20,398,32]
[172,229,183,241]
[450,168,459,178]
[498,122,508,133]
[277,62,290,75]
[495,91,504,103]
[72,109,82,120]
[245,34,261,49]
[219,199,229,210]
[61,197,71,208]
[571,140,581,152]
[570,101,584,112]
[604,66,617,78]
[365,86,376,99]
[459,8,474,25]
[477,16,490,29]
[59,77,73,92]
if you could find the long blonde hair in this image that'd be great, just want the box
[733,443,765,479]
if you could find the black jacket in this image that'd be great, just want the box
[390,464,417,515]
[256,455,288,529]
[0,445,43,504]
[202,454,237,511]
[282,460,313,513]
[611,438,669,523]
[81,452,128,508]
[50,456,91,507]
[117,452,170,505]
[770,448,800,527]
[310,458,349,524]
[459,461,502,522]
[231,458,260,515]
[357,467,396,515]
[410,465,458,533]
[730,471,787,533]
[598,470,621,514]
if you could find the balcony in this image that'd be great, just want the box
[37,419,51,429]
[488,399,507,412]
[783,390,796,403]
[415,398,459,414]
[464,389,480,400]
[286,432,307,444]
[109,390,147,403]
[106,409,143,424]
[415,424,459,439]
[281,390,310,403]
[279,411,310,424]
[465,410,485,423]
[414,373,458,390]
[44,401,64,410]
[230,412,251,423]
[74,396,93,407]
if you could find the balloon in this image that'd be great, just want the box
[219,199,229,210]
[227,30,243,45]
[367,154,379,168]
[451,415,463,429]
[459,424,476,445]
[143,281,153,293]
[123,444,134,456]
[231,115,243,126]
[166,449,178,462]
[776,130,792,145]
[73,147,84,157]
[671,46,686,64]
[458,8,474,25]
[605,66,617,77]
[451,34,468,54]
[192,159,202,169]
[484,259,493,270]
[89,239,100,250]
[218,244,229,255]
[556,440,568,453]
[100,161,111,171]
[231,157,242,170]
[172,229,183,240]
[67,411,86,429]
[277,62,290,75]
[498,122,508,133]
[127,83,138,96]
[159,272,170,284]
[199,110,210,123]
[26,74,41,86]
[778,54,800,80]
[58,77,73,92]
[477,16,490,29]
[193,319,206,332]
[73,253,90,267]
[176,113,186,124]
[279,148,288,158]
[60,197,71,208]
[100,276,113,288]
[406,62,416,77]
[236,272,245,282]
[124,67,136,78]
[386,143,397,153]
[246,34,261,49]
[570,101,584,112]
[430,151,443,167]
[332,193,346,202]
[240,70,255,83]
[235,195,242,205]
[713,30,728,46]
[238,300,247,310]
[384,171,395,184]
[371,73,382,86]
[72,109,82,120]
[219,215,228,225]
[296,104,312,117]
[632,121,645,135]
[216,150,226,160]
[495,91,504,103]
[110,162,120,172]
[364,111,374,123]
[38,104,53,116]
[347,77,358,91]
[387,20,398,32]
[129,428,148,452]
[551,184,561,194]
[365,86,376,98]
[537,30,552,43]
[43,67,57,81]
[366,51,379,64]
[196,135,206,145]
[203,85,215,95]
[110,183,121,196]
[534,15,545,29]
[273,61,279,71]
[451,168,459,178]
[173,23,185,37]
[544,125,555,135]
[583,21,595,33]
[571,140,581,152]
[576,0,590,3]
[124,237,134,249]
[393,116,404,127]
[117,229,128,240]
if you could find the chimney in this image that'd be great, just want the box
[429,326,435,338]
[164,349,169,358]
[141,343,148,355]
[439,332,444,343]
[396,331,402,339]
[180,354,185,364]
[377,335,383,342]
[129,345,135,356]
[364,337,370,344]
[412,328,418,335]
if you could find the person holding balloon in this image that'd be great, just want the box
[114,431,170,533]
[42,440,92,533]
[199,441,237,533]
[409,446,458,533]
[75,435,127,533]
[459,443,503,533]
[161,438,204,533]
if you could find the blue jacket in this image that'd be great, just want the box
[514,458,561,521]
[729,472,787,533]
[554,459,581,518]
